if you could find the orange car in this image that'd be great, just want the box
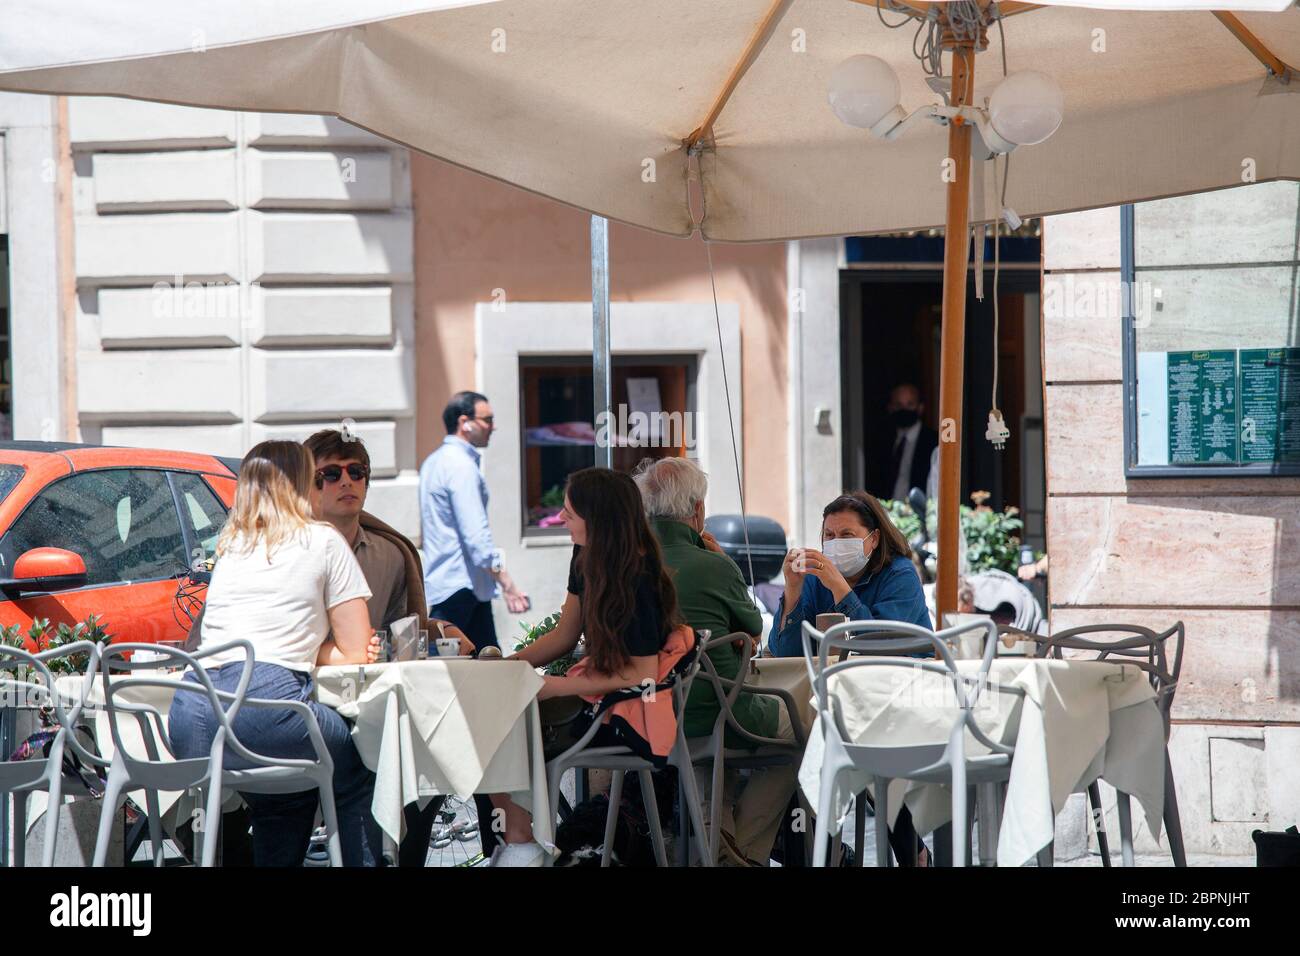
[0,441,239,650]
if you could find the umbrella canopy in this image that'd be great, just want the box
[0,0,1296,242]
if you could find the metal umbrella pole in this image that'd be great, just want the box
[935,26,980,626]
[591,215,612,470]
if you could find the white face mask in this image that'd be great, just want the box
[822,537,869,577]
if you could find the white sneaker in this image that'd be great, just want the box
[489,841,546,867]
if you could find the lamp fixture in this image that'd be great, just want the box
[827,55,1064,154]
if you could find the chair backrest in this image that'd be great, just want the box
[695,630,756,715]
[96,640,326,775]
[1007,621,1184,723]
[1,641,102,785]
[802,618,1016,765]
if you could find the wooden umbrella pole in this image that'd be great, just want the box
[936,36,977,624]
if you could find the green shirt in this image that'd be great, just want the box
[651,518,778,743]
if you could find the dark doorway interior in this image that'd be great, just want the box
[840,250,1043,529]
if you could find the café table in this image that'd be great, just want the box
[797,656,1167,867]
[39,656,552,859]
[314,658,551,851]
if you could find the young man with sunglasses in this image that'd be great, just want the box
[304,427,471,866]
[419,391,530,653]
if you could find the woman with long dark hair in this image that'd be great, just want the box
[488,467,686,865]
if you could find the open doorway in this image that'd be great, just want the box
[839,230,1045,550]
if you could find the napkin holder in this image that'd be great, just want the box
[389,614,424,662]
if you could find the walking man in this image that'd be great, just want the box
[419,391,529,651]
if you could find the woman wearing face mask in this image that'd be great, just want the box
[768,490,932,866]
[767,491,930,659]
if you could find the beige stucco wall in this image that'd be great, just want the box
[410,155,789,521]
[409,155,791,637]
[1042,184,1300,857]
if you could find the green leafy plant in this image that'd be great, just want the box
[881,492,1025,576]
[0,623,25,650]
[540,484,565,509]
[514,611,574,676]
[42,614,113,675]
[7,615,114,674]
[962,494,1024,574]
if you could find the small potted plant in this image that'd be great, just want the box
[513,611,577,675]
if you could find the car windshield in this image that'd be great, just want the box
[0,464,25,505]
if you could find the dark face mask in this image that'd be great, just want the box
[889,409,920,430]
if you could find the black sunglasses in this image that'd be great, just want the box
[315,463,369,489]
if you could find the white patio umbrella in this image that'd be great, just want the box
[1,0,1296,615]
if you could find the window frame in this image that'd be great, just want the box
[0,466,199,600]
[1121,202,1300,479]
[518,352,699,537]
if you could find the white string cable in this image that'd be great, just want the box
[690,147,757,590]
[704,239,757,591]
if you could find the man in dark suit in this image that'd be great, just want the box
[876,383,938,502]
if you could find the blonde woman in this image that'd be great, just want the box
[168,440,381,866]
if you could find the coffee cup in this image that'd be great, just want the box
[435,637,460,658]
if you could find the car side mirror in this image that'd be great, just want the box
[0,547,89,593]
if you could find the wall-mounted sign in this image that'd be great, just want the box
[1166,350,1238,464]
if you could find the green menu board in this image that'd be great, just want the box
[1239,347,1300,464]
[1167,350,1238,464]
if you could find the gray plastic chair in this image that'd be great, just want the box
[1003,621,1187,867]
[803,617,1022,867]
[544,634,712,867]
[805,621,953,866]
[1,641,99,866]
[686,631,808,865]
[89,640,344,867]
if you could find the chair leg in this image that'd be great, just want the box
[950,778,967,868]
[874,777,891,868]
[43,775,66,868]
[638,770,669,867]
[853,792,867,867]
[12,790,26,868]
[673,750,713,868]
[317,778,344,868]
[600,771,624,867]
[145,789,165,867]
[709,750,725,866]
[1163,750,1188,868]
[1088,782,1112,867]
[93,765,128,868]
[676,775,690,866]
[977,783,998,867]
[812,779,833,868]
[1116,791,1135,868]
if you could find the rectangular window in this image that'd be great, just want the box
[520,354,697,534]
[1123,183,1300,477]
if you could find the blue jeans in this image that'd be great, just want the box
[168,661,381,867]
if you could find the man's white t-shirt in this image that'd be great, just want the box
[200,522,372,672]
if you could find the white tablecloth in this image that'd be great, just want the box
[50,659,552,855]
[797,657,1167,866]
[749,657,814,735]
[314,659,551,850]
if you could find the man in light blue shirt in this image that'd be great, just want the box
[420,390,529,651]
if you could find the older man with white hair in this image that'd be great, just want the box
[633,456,800,866]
